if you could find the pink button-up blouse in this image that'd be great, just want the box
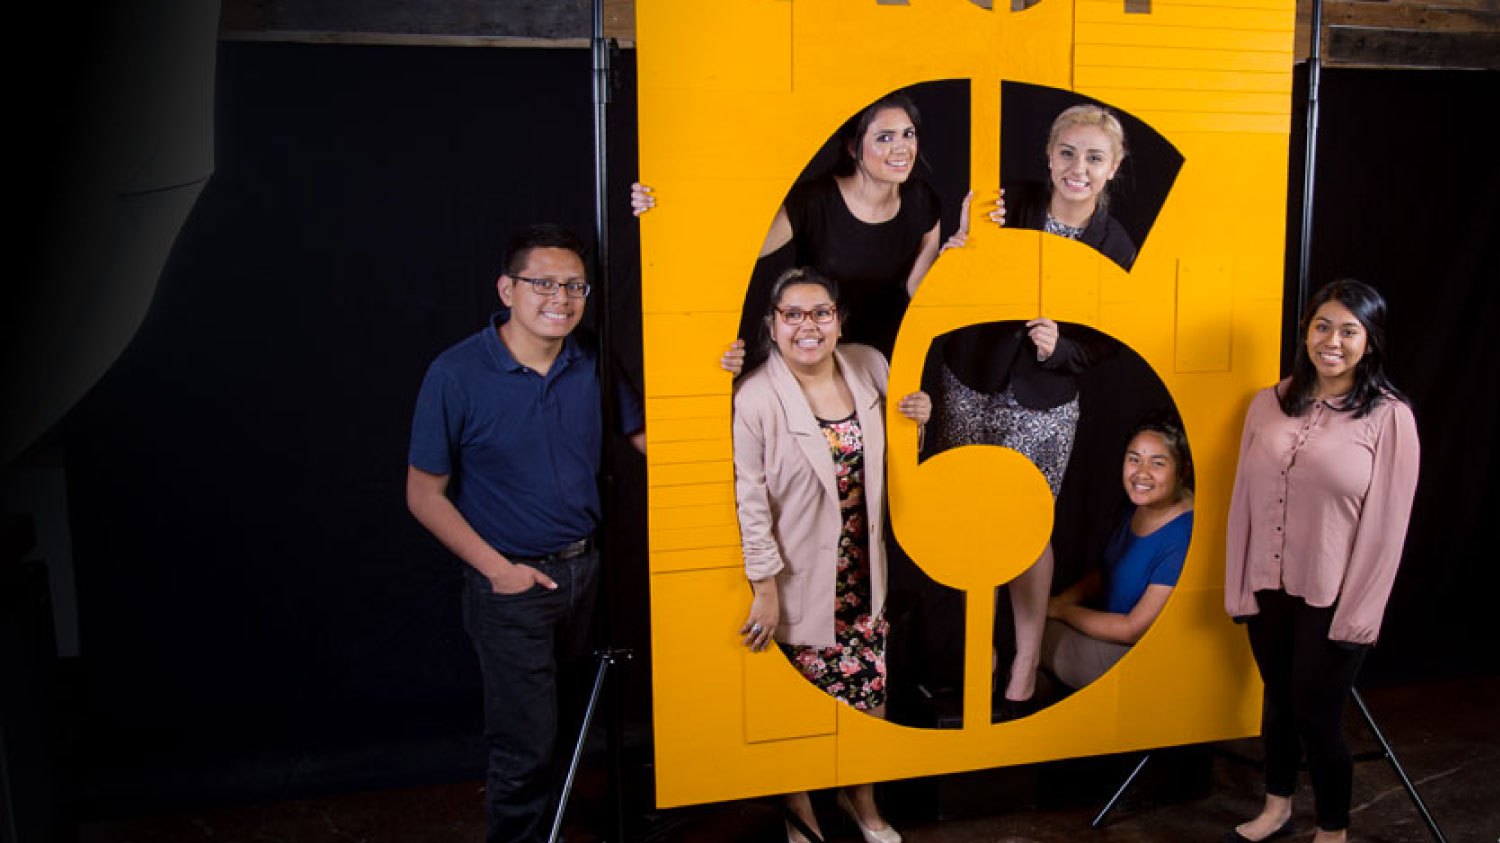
[1225,382,1420,644]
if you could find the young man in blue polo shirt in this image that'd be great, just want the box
[406,224,643,843]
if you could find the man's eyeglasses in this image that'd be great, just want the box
[513,276,592,298]
[775,305,838,325]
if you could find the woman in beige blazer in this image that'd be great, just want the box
[733,267,929,843]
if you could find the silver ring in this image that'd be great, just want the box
[751,623,763,634]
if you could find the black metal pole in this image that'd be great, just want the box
[589,4,631,842]
[1296,0,1324,318]
[550,652,615,843]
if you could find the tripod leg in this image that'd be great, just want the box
[1350,688,1448,843]
[1091,753,1151,828]
[549,653,613,843]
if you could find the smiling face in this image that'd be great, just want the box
[1122,431,1181,509]
[852,107,918,185]
[1048,124,1121,211]
[769,282,839,372]
[1305,299,1368,392]
[497,246,587,346]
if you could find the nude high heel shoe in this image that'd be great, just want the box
[836,790,901,843]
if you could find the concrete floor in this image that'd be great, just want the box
[79,676,1497,843]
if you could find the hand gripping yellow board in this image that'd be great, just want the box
[638,0,1289,808]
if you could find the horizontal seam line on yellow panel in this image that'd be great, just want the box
[1075,40,1292,53]
[649,479,734,489]
[1078,103,1289,115]
[1071,82,1292,93]
[651,562,748,576]
[744,736,837,746]
[1081,2,1291,9]
[1077,19,1294,31]
[649,541,742,552]
[1074,62,1290,74]
[1076,0,1289,5]
[648,504,735,513]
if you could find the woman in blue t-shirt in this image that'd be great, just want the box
[1041,418,1194,689]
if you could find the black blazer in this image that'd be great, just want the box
[922,321,1114,411]
[1007,180,1137,271]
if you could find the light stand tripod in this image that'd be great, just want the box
[546,3,632,841]
[1090,689,1449,842]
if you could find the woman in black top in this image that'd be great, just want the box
[633,91,946,357]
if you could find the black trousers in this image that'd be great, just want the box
[461,547,600,843]
[1246,589,1367,832]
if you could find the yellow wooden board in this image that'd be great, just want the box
[638,0,1288,808]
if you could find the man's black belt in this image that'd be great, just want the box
[507,538,591,565]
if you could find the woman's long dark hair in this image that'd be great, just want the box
[1279,278,1407,419]
[833,91,924,178]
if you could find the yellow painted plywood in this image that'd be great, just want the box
[639,0,1290,809]
[642,312,743,397]
[1126,111,1292,135]
[1176,259,1234,372]
[1040,235,1105,324]
[1077,0,1293,30]
[1076,23,1294,51]
[650,567,838,805]
[743,649,839,743]
[635,2,792,93]
[650,545,744,575]
[650,482,736,509]
[646,394,725,420]
[647,460,732,489]
[1075,66,1293,93]
[1078,43,1297,72]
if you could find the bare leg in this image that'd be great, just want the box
[785,791,821,842]
[1234,793,1293,840]
[839,703,895,833]
[1004,542,1054,702]
[1311,830,1347,843]
[842,783,890,831]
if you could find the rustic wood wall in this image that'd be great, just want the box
[1295,0,1500,68]
[220,0,636,45]
[221,0,1497,69]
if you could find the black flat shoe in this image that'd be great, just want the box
[1222,817,1294,843]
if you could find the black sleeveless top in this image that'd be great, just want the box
[783,176,941,356]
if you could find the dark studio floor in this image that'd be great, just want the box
[76,676,1498,843]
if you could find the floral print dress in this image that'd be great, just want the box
[781,412,890,711]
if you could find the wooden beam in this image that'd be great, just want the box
[1328,23,1500,66]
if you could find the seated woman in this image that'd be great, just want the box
[1042,417,1193,690]
[734,267,930,843]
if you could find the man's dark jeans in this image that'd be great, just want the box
[461,546,599,843]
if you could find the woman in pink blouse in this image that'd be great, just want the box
[1223,279,1420,843]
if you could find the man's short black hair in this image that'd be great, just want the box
[503,224,588,277]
